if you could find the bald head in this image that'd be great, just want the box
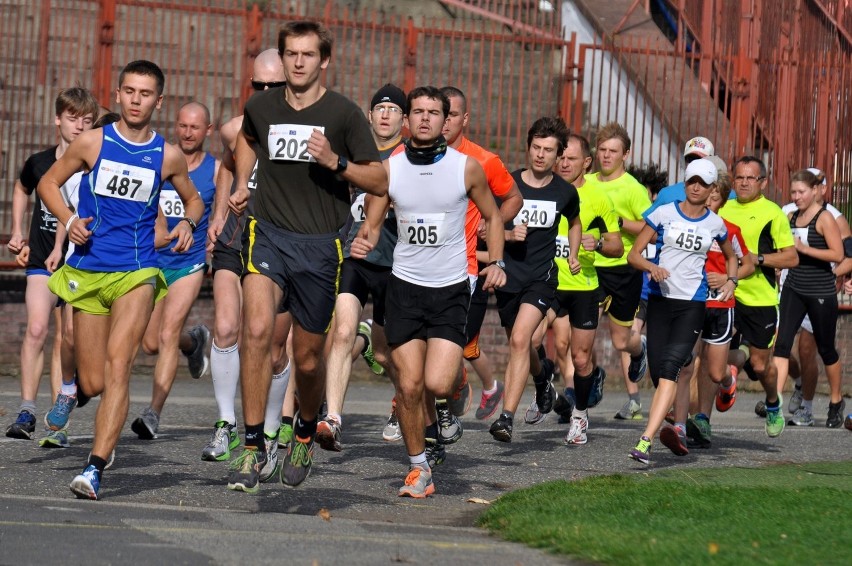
[178,101,211,125]
[253,48,285,83]
[176,101,212,155]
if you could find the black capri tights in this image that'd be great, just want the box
[646,295,706,386]
[774,286,839,366]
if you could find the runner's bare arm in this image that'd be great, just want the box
[307,128,388,197]
[467,159,506,290]
[229,131,255,215]
[7,181,30,253]
[351,161,391,259]
[162,143,204,253]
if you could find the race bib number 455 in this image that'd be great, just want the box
[514,199,557,228]
[94,160,155,202]
[268,124,323,163]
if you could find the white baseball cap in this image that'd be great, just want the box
[685,158,718,184]
[684,136,715,158]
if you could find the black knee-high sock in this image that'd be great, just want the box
[574,369,595,412]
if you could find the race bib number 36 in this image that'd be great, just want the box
[94,160,155,202]
[159,190,184,218]
[268,124,323,163]
[514,199,557,228]
[398,213,448,246]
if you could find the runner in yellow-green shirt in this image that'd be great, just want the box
[552,133,623,446]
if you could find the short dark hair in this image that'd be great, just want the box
[627,163,669,196]
[733,155,767,178]
[406,86,450,118]
[93,112,120,129]
[527,116,569,153]
[278,21,333,60]
[439,86,467,113]
[55,86,99,120]
[566,132,592,159]
[119,60,165,95]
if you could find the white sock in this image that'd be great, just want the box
[409,451,428,469]
[793,377,802,388]
[211,341,240,425]
[483,382,498,395]
[264,360,291,436]
[60,381,77,396]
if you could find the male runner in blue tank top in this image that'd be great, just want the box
[37,60,204,500]
[133,102,220,440]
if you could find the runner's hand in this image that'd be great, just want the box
[480,264,506,291]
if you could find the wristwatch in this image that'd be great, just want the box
[595,239,603,252]
[728,276,738,287]
[757,254,765,266]
[180,217,197,231]
[335,154,349,173]
[488,259,506,270]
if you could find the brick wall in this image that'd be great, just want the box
[1,278,850,395]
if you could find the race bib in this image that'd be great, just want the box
[158,189,184,218]
[248,161,258,190]
[351,193,367,222]
[665,221,712,252]
[514,199,556,228]
[94,160,155,202]
[555,235,570,258]
[792,227,809,247]
[398,213,448,246]
[267,124,323,163]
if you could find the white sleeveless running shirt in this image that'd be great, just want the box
[389,147,469,287]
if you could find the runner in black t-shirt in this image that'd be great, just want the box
[226,21,387,493]
[489,117,581,443]
[5,88,98,441]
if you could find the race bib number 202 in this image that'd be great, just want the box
[268,124,323,163]
[94,160,156,202]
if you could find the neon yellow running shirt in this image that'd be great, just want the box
[583,171,650,267]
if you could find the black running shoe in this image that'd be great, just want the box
[489,413,513,443]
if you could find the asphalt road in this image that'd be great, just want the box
[1,372,849,565]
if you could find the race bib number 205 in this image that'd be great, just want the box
[268,124,323,163]
[94,160,155,202]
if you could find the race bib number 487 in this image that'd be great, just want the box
[94,160,155,202]
[268,124,323,163]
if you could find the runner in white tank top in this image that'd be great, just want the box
[351,87,506,499]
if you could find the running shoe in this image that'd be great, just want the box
[475,381,504,421]
[765,395,785,438]
[686,414,711,448]
[5,409,36,439]
[533,359,556,414]
[45,393,77,431]
[788,386,804,414]
[185,324,211,379]
[227,447,266,494]
[278,421,294,449]
[39,428,70,448]
[844,413,852,431]
[489,412,513,443]
[398,466,435,499]
[436,400,462,444]
[627,335,647,383]
[201,420,239,461]
[754,400,767,418]
[664,407,675,425]
[447,369,473,416]
[70,465,101,500]
[614,399,643,420]
[131,407,159,440]
[587,367,607,408]
[629,435,652,465]
[553,392,575,424]
[358,319,385,375]
[564,414,588,445]
[382,401,402,441]
[281,434,314,487]
[788,407,814,427]
[524,396,547,425]
[661,425,689,455]
[259,434,280,482]
[425,438,446,468]
[715,373,738,413]
[316,415,343,452]
[826,400,846,429]
[88,450,116,470]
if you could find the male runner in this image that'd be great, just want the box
[489,116,581,443]
[38,60,204,499]
[227,21,386,492]
[132,101,219,439]
[5,87,98,440]
[719,156,797,437]
[318,83,406,451]
[352,86,505,497]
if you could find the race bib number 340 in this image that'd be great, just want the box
[94,160,155,202]
[514,199,557,228]
[268,124,323,163]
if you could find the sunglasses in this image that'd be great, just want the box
[251,80,286,91]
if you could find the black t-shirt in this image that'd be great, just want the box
[20,146,67,270]
[242,88,380,234]
[500,169,580,292]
